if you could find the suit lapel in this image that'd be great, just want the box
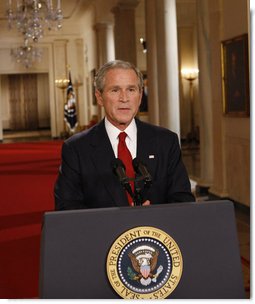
[90,120,128,207]
[136,119,157,177]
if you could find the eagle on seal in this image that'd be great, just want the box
[128,249,159,284]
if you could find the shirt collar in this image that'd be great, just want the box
[104,117,137,141]
[104,117,137,158]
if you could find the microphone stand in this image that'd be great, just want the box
[119,177,141,206]
[128,175,152,206]
[133,181,143,206]
[112,158,152,206]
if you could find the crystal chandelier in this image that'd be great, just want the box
[11,38,43,68]
[7,0,63,67]
[7,0,63,43]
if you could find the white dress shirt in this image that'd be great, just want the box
[104,117,137,159]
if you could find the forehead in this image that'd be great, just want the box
[104,68,139,85]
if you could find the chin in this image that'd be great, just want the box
[118,121,129,127]
[114,120,130,129]
[116,116,132,124]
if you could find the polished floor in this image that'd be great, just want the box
[1,130,251,299]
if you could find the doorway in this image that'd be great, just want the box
[1,73,51,140]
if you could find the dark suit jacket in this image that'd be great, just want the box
[54,118,195,210]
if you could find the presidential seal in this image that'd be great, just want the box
[106,226,183,299]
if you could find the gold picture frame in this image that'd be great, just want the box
[221,34,250,117]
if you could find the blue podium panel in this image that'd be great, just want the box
[39,200,245,299]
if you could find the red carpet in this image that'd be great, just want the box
[0,141,62,298]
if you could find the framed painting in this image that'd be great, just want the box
[221,34,250,117]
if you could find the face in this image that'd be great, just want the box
[95,68,142,131]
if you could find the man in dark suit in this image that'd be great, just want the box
[55,60,195,210]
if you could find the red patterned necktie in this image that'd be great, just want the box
[117,132,135,205]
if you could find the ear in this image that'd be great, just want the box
[95,89,103,107]
[138,90,143,105]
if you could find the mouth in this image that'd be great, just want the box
[118,107,131,112]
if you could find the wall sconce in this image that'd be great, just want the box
[181,68,199,81]
[55,78,69,90]
[139,37,147,53]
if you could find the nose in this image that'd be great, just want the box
[119,90,129,102]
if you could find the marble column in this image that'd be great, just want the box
[145,0,160,125]
[94,22,115,67]
[94,22,115,120]
[74,38,87,127]
[154,0,180,136]
[196,0,214,188]
[112,0,139,65]
[53,39,68,137]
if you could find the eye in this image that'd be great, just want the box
[111,88,119,93]
[128,87,137,93]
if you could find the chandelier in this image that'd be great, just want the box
[7,0,63,67]
[7,0,63,42]
[11,38,43,68]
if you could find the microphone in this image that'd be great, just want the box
[111,158,134,197]
[132,158,152,184]
[111,158,129,185]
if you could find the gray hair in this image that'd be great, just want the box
[94,60,144,93]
